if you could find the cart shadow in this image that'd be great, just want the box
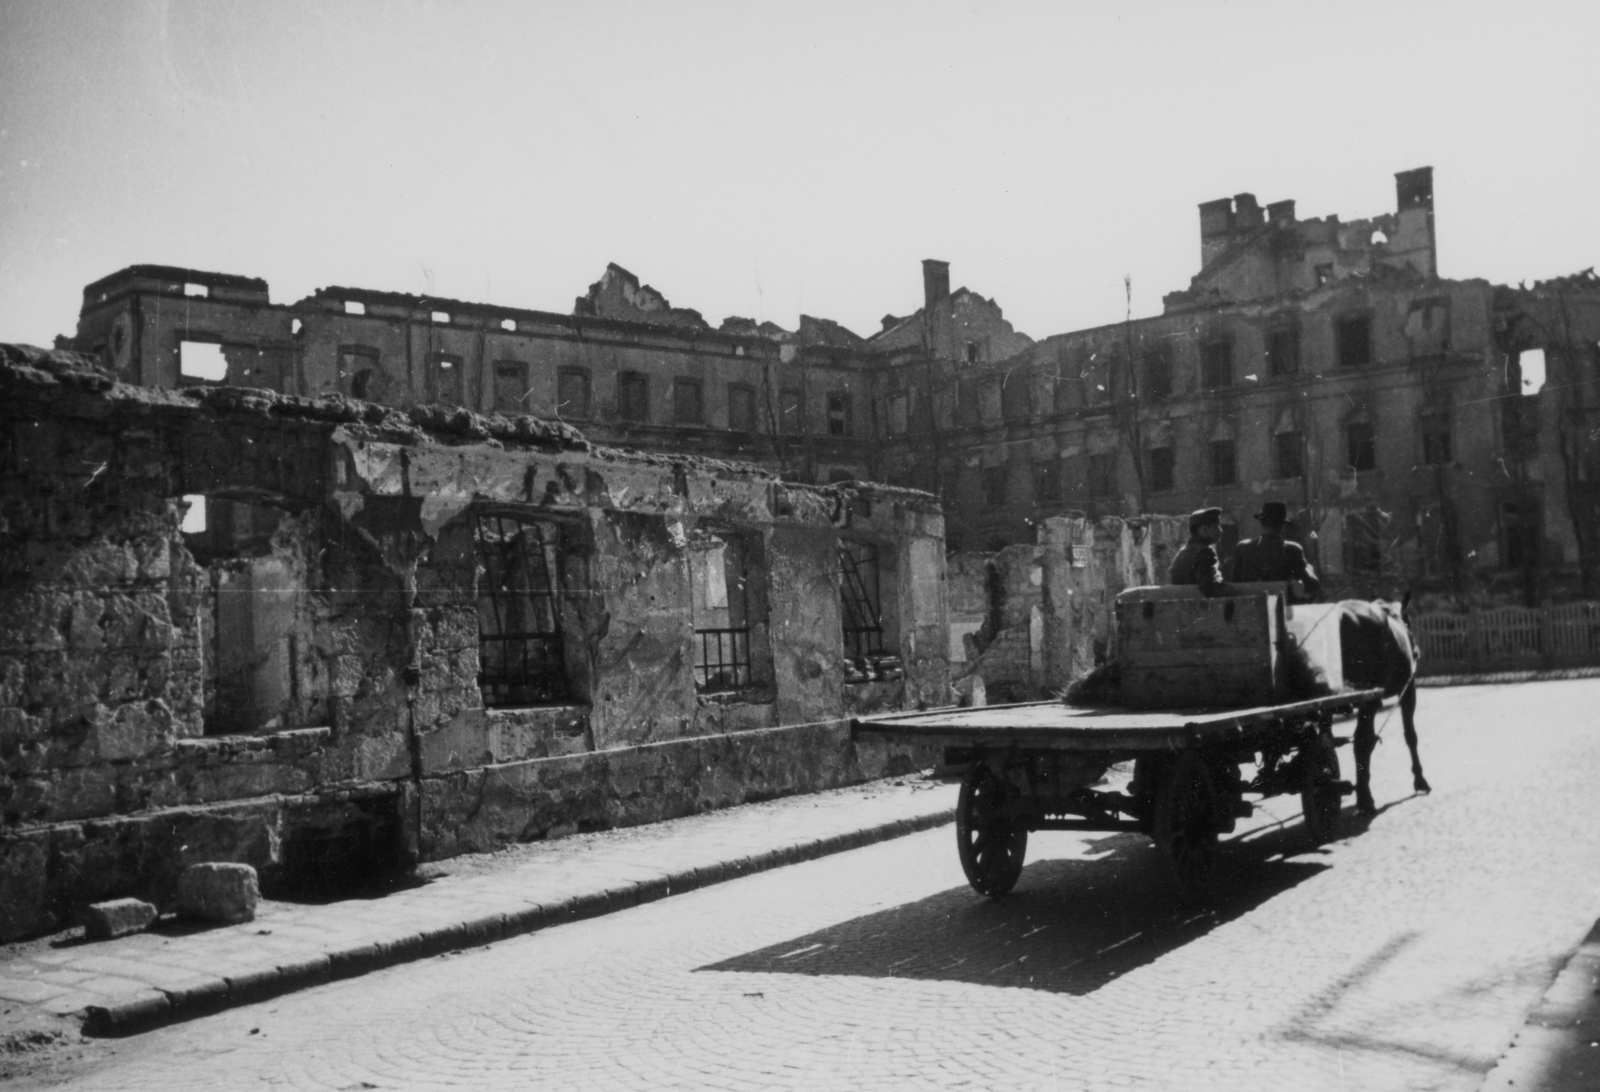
[699,823,1330,995]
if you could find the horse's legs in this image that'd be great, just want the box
[1353,702,1378,816]
[1400,680,1430,794]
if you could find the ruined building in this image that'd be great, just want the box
[0,345,947,939]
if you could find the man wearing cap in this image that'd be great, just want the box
[1168,507,1229,596]
[1231,501,1322,599]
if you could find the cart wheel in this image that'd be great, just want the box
[1152,751,1219,903]
[1300,734,1342,847]
[956,766,1028,898]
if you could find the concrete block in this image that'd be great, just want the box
[176,862,259,924]
[82,897,158,940]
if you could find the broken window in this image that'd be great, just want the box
[493,361,528,414]
[839,539,892,666]
[1336,315,1373,367]
[618,372,649,422]
[1421,412,1453,465]
[728,383,756,432]
[1088,452,1115,497]
[1267,327,1299,377]
[474,514,569,707]
[780,387,805,434]
[1033,459,1061,505]
[1143,351,1173,400]
[428,353,464,405]
[674,378,704,426]
[1148,446,1175,492]
[982,466,1008,510]
[690,532,766,693]
[1200,338,1232,389]
[179,340,228,385]
[965,342,979,364]
[1275,430,1303,480]
[557,367,591,420]
[826,392,852,437]
[1344,508,1384,574]
[338,347,381,401]
[1210,439,1237,486]
[1518,349,1547,396]
[1346,420,1377,473]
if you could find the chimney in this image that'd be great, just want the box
[922,259,950,310]
[1395,166,1433,211]
[1232,193,1263,227]
[1267,199,1296,225]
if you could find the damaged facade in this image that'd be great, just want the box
[0,345,947,939]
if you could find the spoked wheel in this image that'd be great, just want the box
[956,765,1028,898]
[1152,751,1220,903]
[1300,733,1343,847]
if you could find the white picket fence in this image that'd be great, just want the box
[1411,602,1600,675]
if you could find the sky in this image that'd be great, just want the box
[3,1,1600,349]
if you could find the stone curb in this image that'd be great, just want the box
[81,806,955,1038]
[1419,666,1600,688]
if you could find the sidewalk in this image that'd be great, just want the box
[1479,917,1600,1092]
[0,775,955,1040]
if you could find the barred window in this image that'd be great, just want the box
[691,533,755,691]
[474,514,569,707]
[839,539,887,662]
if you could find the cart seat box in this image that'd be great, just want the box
[1113,585,1344,709]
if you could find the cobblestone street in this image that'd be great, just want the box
[25,679,1600,1091]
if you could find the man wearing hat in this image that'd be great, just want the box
[1231,501,1321,599]
[1168,507,1229,596]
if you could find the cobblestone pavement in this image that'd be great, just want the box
[22,678,1600,1091]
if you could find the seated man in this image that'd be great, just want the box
[1168,507,1230,597]
[1231,501,1322,600]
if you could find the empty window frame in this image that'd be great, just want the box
[179,340,228,385]
[618,372,649,422]
[557,367,591,420]
[839,539,890,662]
[826,392,852,436]
[1001,373,1033,421]
[1346,420,1377,472]
[674,378,704,426]
[1148,446,1175,492]
[885,391,909,435]
[338,347,380,400]
[1033,459,1061,505]
[728,383,757,432]
[429,353,464,405]
[474,514,569,707]
[1501,499,1542,570]
[954,378,982,426]
[779,387,805,434]
[1336,315,1373,367]
[1267,327,1299,377]
[982,466,1008,510]
[1421,413,1453,465]
[1143,351,1173,400]
[1210,439,1237,486]
[1275,431,1304,479]
[1344,508,1384,574]
[690,533,759,691]
[1088,452,1115,497]
[1200,338,1233,389]
[493,360,528,414]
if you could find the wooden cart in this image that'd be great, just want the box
[852,690,1383,902]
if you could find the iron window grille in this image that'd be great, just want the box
[475,514,569,707]
[839,540,887,662]
[691,535,755,691]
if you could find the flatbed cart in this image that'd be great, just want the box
[851,689,1385,902]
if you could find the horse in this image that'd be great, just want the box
[1339,595,1431,816]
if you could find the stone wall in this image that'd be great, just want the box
[0,344,946,940]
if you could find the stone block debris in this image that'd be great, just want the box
[176,863,259,924]
[82,898,158,940]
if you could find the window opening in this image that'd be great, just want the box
[1346,421,1377,472]
[839,540,888,664]
[344,300,365,315]
[1033,459,1060,505]
[1337,315,1373,367]
[982,466,1008,509]
[885,391,908,435]
[728,384,756,432]
[1518,349,1547,395]
[691,534,755,691]
[965,342,979,364]
[181,495,207,534]
[474,514,569,707]
[674,378,704,425]
[827,392,851,436]
[1267,328,1299,377]
[1144,351,1173,399]
[1210,439,1237,486]
[618,372,649,422]
[493,361,528,413]
[1088,452,1115,497]
[1200,339,1232,389]
[1421,414,1452,465]
[1344,508,1384,574]
[558,368,591,420]
[184,283,208,298]
[179,341,227,383]
[1148,446,1175,492]
[431,311,450,325]
[1315,264,1333,287]
[1501,500,1542,570]
[780,387,805,434]
[500,318,516,332]
[429,353,463,405]
[1275,431,1304,479]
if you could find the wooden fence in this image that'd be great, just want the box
[1411,602,1600,675]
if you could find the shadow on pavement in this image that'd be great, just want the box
[700,822,1330,995]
